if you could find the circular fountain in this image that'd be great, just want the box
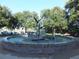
[0,17,78,54]
[1,35,78,54]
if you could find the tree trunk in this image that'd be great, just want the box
[52,28,55,39]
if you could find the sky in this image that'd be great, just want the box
[0,0,68,14]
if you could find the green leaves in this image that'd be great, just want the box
[42,7,68,33]
[65,0,79,36]
[0,5,12,28]
[14,11,38,28]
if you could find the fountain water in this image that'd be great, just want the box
[33,17,46,40]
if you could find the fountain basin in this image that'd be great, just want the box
[0,35,78,54]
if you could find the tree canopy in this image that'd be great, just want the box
[0,1,79,36]
[65,0,79,36]
[14,11,38,29]
[0,5,12,28]
[42,7,68,33]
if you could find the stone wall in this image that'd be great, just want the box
[1,41,79,54]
